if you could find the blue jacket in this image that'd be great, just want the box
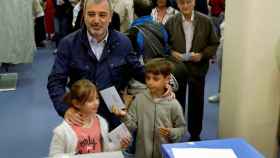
[130,16,170,58]
[47,26,145,117]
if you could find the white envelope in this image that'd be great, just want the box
[100,86,126,112]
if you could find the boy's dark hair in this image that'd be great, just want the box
[134,0,153,17]
[145,58,174,77]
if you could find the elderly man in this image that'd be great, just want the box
[47,0,145,130]
[165,0,219,141]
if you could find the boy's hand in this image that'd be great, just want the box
[121,88,135,108]
[112,105,127,117]
[159,127,171,139]
[120,136,131,149]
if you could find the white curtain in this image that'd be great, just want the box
[0,0,35,64]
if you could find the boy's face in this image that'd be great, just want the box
[145,73,170,95]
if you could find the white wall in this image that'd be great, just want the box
[219,0,280,157]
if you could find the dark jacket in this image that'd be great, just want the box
[127,15,170,61]
[53,0,73,19]
[195,0,209,15]
[47,26,145,117]
[165,11,219,77]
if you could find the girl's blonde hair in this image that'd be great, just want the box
[63,79,97,107]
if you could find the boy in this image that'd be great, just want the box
[113,58,186,158]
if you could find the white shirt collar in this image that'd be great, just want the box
[87,31,109,45]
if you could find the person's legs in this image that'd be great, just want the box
[187,76,205,141]
[60,17,71,38]
[54,17,61,48]
[34,16,46,47]
[172,61,189,113]
[208,42,223,103]
[175,81,187,113]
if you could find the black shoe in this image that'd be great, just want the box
[188,136,201,142]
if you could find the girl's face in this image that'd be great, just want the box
[78,92,100,116]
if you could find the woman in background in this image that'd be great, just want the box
[151,0,178,25]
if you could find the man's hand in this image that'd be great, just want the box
[159,127,171,139]
[190,52,202,62]
[171,51,183,61]
[112,105,127,117]
[64,107,84,126]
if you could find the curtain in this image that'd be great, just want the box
[0,0,35,64]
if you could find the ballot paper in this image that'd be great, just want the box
[108,123,131,148]
[100,86,126,112]
[172,148,237,158]
[182,52,192,61]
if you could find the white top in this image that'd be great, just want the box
[72,2,81,27]
[182,12,194,53]
[111,0,134,32]
[32,0,44,18]
[49,115,118,158]
[151,6,179,25]
[87,32,108,61]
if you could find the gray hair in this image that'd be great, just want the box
[83,0,113,12]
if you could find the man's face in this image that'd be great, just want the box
[157,0,167,7]
[177,0,195,17]
[84,0,112,40]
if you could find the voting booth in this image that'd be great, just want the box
[161,138,264,158]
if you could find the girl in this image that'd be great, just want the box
[49,79,130,157]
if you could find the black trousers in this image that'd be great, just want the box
[34,16,46,47]
[176,75,205,138]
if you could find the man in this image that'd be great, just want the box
[47,0,145,130]
[33,0,46,47]
[53,0,73,48]
[165,0,219,141]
